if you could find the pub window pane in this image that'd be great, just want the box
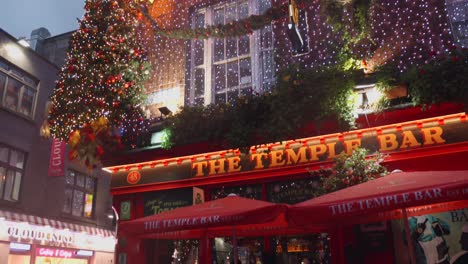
[259,0,271,13]
[5,78,21,111]
[227,89,239,103]
[194,69,205,97]
[240,87,253,97]
[76,173,85,188]
[0,146,7,163]
[239,58,252,85]
[226,4,236,23]
[261,26,272,49]
[239,35,250,55]
[21,86,35,116]
[194,13,205,29]
[239,1,249,19]
[194,97,204,106]
[9,150,24,169]
[227,61,239,88]
[215,92,226,104]
[194,40,204,66]
[63,188,73,213]
[214,8,224,25]
[214,64,226,92]
[72,190,84,217]
[214,39,225,62]
[226,38,238,59]
[262,50,274,80]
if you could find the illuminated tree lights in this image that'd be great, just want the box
[48,0,151,165]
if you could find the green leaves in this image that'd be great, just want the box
[165,66,357,150]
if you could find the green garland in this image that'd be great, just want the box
[139,4,286,40]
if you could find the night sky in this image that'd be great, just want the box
[0,0,85,39]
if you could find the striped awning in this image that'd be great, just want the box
[0,209,115,237]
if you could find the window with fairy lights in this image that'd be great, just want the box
[446,0,468,47]
[188,0,275,106]
[63,170,97,219]
[0,59,38,118]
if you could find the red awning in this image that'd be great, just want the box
[288,170,468,226]
[119,195,287,236]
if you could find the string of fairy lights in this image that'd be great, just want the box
[134,0,459,110]
[48,0,465,149]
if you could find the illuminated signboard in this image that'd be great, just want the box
[35,248,94,258]
[10,242,31,252]
[110,113,468,187]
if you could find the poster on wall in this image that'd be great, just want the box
[120,201,131,221]
[392,208,468,264]
[193,187,204,205]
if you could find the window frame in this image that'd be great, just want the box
[0,143,26,202]
[187,0,275,105]
[0,59,39,118]
[62,169,97,219]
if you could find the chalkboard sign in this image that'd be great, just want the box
[144,188,193,216]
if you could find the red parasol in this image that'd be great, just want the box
[288,170,468,226]
[119,194,287,236]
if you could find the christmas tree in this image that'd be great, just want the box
[47,0,151,166]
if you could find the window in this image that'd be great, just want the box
[446,0,468,47]
[63,170,96,218]
[0,144,25,202]
[0,59,38,117]
[188,0,275,105]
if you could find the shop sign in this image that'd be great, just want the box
[328,187,468,216]
[192,126,447,177]
[9,242,31,252]
[36,247,74,258]
[127,171,141,184]
[7,225,74,245]
[48,138,66,177]
[110,114,468,187]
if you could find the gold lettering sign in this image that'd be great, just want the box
[192,124,449,177]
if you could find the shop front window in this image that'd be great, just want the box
[213,236,264,264]
[63,170,96,218]
[211,184,262,200]
[268,177,322,204]
[170,240,200,264]
[273,234,330,264]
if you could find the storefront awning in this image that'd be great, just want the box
[119,195,287,236]
[0,209,115,237]
[288,170,468,226]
